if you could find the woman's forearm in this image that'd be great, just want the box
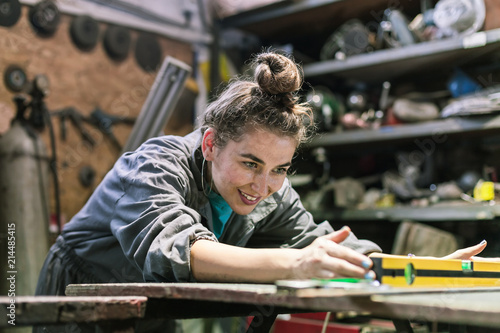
[190,239,300,283]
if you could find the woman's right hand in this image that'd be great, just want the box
[291,226,375,280]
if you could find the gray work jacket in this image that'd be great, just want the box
[61,129,381,283]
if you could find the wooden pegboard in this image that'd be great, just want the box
[0,5,196,224]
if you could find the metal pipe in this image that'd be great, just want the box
[122,56,191,153]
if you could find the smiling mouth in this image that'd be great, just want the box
[239,190,259,204]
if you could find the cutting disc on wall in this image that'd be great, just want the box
[103,25,131,61]
[134,32,162,72]
[3,64,27,92]
[0,0,21,27]
[28,0,60,36]
[70,15,100,51]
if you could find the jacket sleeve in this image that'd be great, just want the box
[109,146,217,283]
[247,180,382,254]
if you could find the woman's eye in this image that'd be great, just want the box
[275,168,288,175]
[244,161,257,169]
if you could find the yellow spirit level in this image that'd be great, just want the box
[372,255,500,288]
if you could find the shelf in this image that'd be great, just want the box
[303,28,500,82]
[305,114,500,149]
[218,0,420,44]
[311,203,500,222]
[220,1,500,83]
[219,1,500,226]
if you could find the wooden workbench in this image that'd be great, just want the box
[65,282,500,332]
[0,295,148,331]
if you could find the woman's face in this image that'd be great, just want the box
[203,127,297,215]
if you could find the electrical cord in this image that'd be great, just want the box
[321,311,332,333]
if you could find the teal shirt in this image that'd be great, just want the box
[208,191,233,239]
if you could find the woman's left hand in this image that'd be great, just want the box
[442,240,500,262]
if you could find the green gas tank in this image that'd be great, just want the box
[0,119,51,296]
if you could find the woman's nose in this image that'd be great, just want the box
[251,173,281,196]
[251,173,269,196]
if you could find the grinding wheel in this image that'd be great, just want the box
[103,25,131,61]
[3,64,27,92]
[134,32,162,72]
[28,0,60,36]
[0,0,21,27]
[70,15,100,51]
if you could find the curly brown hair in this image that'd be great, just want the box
[201,51,314,149]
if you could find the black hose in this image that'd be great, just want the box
[42,103,62,234]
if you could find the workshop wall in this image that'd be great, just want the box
[0,4,195,227]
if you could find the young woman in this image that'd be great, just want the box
[35,51,488,331]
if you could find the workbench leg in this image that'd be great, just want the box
[393,319,414,333]
[247,312,277,333]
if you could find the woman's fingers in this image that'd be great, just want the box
[293,227,376,280]
[443,240,487,260]
[305,232,374,279]
[322,228,373,270]
[317,252,375,279]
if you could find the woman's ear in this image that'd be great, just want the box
[202,128,216,161]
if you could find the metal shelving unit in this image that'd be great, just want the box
[303,28,500,82]
[311,203,500,222]
[218,0,412,37]
[218,0,421,50]
[306,114,500,149]
[219,1,500,224]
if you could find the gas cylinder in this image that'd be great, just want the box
[0,118,51,296]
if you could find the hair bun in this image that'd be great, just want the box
[254,52,302,95]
